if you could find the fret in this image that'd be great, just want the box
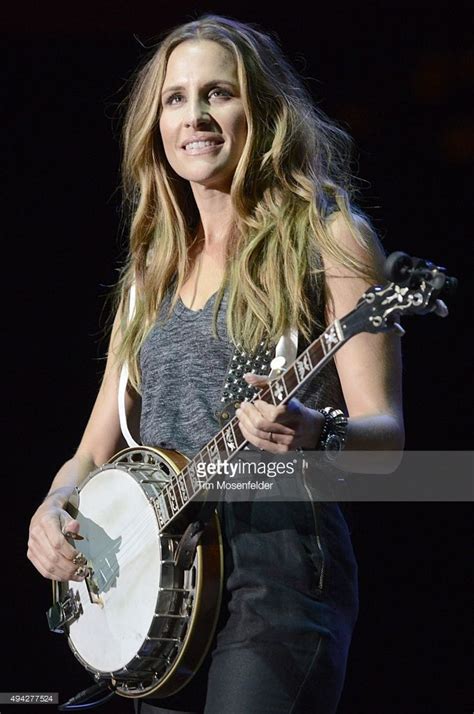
[232,419,242,447]
[321,320,343,355]
[173,477,184,509]
[195,451,209,482]
[168,482,180,514]
[214,432,227,461]
[294,350,313,382]
[187,460,201,493]
[267,382,276,405]
[184,468,196,499]
[176,473,189,505]
[270,377,287,403]
[232,419,246,449]
[207,438,221,465]
[309,339,325,366]
[222,423,237,456]
[154,499,166,528]
[162,489,173,518]
[285,366,298,391]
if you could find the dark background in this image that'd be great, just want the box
[2,3,472,713]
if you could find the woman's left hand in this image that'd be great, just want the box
[235,373,324,453]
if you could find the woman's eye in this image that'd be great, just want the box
[166,94,183,105]
[209,88,232,100]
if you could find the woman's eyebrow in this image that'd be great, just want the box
[161,79,237,96]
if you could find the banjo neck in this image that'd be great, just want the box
[155,318,351,530]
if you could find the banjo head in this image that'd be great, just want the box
[67,453,174,673]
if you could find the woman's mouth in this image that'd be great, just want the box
[182,139,224,155]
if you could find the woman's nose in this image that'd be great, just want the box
[184,97,212,128]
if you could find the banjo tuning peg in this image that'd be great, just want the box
[392,322,406,337]
[433,299,449,318]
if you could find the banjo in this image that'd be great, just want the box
[47,252,455,705]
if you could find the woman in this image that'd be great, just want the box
[28,15,404,714]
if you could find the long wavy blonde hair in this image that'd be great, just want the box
[113,14,383,390]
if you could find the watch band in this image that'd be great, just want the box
[317,407,348,459]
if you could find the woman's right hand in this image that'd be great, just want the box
[26,303,140,584]
[28,498,86,582]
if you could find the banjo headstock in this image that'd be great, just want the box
[342,251,457,338]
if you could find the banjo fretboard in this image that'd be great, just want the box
[155,319,348,529]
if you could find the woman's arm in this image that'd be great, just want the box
[28,307,141,581]
[324,212,404,449]
[236,213,405,472]
[321,212,404,472]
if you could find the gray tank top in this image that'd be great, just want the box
[140,287,346,459]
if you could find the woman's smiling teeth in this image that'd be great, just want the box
[184,139,223,152]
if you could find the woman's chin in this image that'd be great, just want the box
[187,172,233,193]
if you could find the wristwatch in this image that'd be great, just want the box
[317,407,348,460]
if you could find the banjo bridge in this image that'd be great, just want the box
[84,571,104,607]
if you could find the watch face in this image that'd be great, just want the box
[326,434,342,454]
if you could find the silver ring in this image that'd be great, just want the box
[269,432,274,442]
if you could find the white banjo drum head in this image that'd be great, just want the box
[68,466,162,673]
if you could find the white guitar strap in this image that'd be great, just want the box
[118,283,140,448]
[117,283,298,447]
[268,326,298,379]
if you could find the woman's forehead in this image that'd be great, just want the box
[163,40,238,85]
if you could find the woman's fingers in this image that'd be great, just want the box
[28,510,83,581]
[243,372,270,388]
[27,541,81,581]
[42,513,81,561]
[236,393,324,451]
[237,420,292,454]
[236,402,295,438]
[236,401,297,452]
[39,526,81,578]
[27,536,83,581]
[237,376,302,452]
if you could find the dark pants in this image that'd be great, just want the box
[134,500,359,714]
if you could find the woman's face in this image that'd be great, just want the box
[159,40,247,192]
